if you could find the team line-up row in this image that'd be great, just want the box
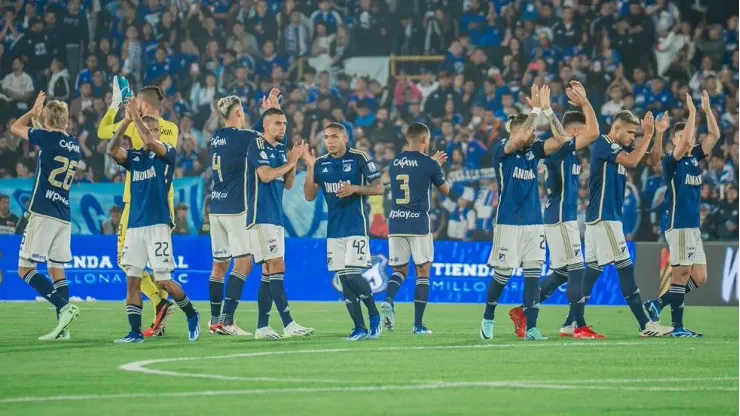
[10,76,716,342]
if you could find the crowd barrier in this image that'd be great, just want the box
[1,236,735,306]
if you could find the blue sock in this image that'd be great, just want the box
[339,274,365,329]
[660,276,698,305]
[616,260,649,331]
[126,303,142,333]
[413,277,429,328]
[269,273,293,327]
[566,264,586,328]
[522,268,540,330]
[385,271,405,304]
[670,284,686,328]
[257,275,272,328]
[53,278,69,320]
[346,270,379,318]
[483,272,508,320]
[222,272,246,325]
[175,295,197,319]
[539,269,568,304]
[24,270,67,311]
[208,277,224,324]
[567,262,602,326]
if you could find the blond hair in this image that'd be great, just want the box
[43,100,69,130]
[217,95,242,119]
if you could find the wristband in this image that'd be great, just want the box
[531,107,542,115]
[543,108,554,116]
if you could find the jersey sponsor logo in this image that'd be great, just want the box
[212,191,228,200]
[59,139,80,153]
[161,129,173,136]
[324,180,350,194]
[572,164,582,175]
[684,174,702,186]
[513,166,535,180]
[45,189,69,206]
[392,157,419,168]
[211,137,227,147]
[132,166,157,181]
[388,209,421,219]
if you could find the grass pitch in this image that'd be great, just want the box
[0,302,737,416]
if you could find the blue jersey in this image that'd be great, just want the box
[209,127,260,215]
[543,138,580,224]
[122,145,176,229]
[388,151,446,236]
[492,138,547,226]
[314,149,381,239]
[27,129,81,223]
[246,137,288,228]
[662,146,707,230]
[586,135,629,223]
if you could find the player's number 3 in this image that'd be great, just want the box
[395,174,410,204]
[48,156,78,191]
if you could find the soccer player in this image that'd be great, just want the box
[107,99,200,343]
[381,122,449,335]
[207,89,281,336]
[507,81,604,339]
[303,123,384,341]
[581,108,673,337]
[11,92,80,340]
[247,108,314,340]
[478,85,569,341]
[98,77,179,337]
[643,91,720,337]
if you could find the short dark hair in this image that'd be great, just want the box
[324,122,347,135]
[406,122,430,142]
[137,85,164,108]
[142,115,159,126]
[109,205,122,214]
[506,114,529,133]
[0,194,8,202]
[562,111,586,129]
[613,110,640,126]
[671,121,687,138]
[262,108,285,118]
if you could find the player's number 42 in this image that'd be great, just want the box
[48,156,78,191]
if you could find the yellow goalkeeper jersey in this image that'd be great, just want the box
[97,108,179,204]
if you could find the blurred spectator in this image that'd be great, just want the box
[1,57,34,113]
[172,203,190,235]
[101,205,122,235]
[0,194,19,234]
[447,197,476,241]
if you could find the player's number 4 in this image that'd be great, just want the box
[212,153,223,182]
[48,156,78,191]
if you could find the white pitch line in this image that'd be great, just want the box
[1,378,737,405]
[119,341,720,384]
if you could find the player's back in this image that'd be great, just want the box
[246,136,286,228]
[662,147,706,230]
[28,128,81,222]
[586,135,626,224]
[543,139,580,225]
[492,138,545,226]
[388,151,444,236]
[124,144,176,229]
[210,127,258,215]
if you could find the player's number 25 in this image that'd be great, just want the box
[212,153,223,182]
[395,174,410,204]
[48,156,78,191]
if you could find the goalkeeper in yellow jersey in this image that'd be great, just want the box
[98,76,179,337]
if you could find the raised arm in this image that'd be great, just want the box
[128,100,167,158]
[432,151,450,196]
[566,81,600,150]
[700,89,721,156]
[106,119,130,165]
[255,142,304,184]
[10,92,45,140]
[283,144,305,191]
[540,85,568,155]
[302,150,319,201]
[615,112,654,169]
[97,76,126,140]
[506,84,541,154]
[673,92,696,160]
[645,111,669,166]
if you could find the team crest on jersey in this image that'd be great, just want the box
[149,152,156,158]
[526,151,534,160]
[691,159,698,166]
[343,163,352,172]
[331,255,389,295]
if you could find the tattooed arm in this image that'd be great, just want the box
[540,85,567,155]
[106,119,130,165]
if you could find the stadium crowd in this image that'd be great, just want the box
[0,0,736,242]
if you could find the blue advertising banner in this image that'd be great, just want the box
[0,236,626,305]
[0,178,204,235]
